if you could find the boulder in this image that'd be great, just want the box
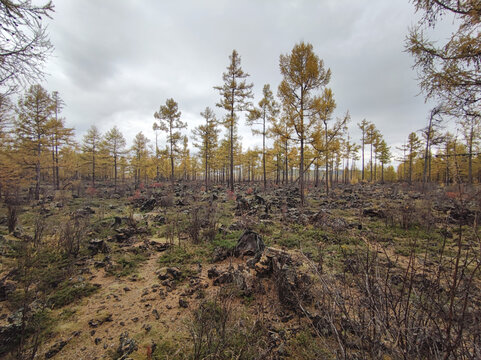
[88,239,110,255]
[140,198,156,212]
[234,230,265,258]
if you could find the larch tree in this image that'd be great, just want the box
[192,107,219,188]
[458,114,480,184]
[407,0,481,114]
[82,125,102,188]
[152,122,161,181]
[422,106,444,185]
[407,132,422,184]
[102,125,126,192]
[247,84,279,189]
[270,111,293,185]
[15,84,52,200]
[0,94,18,197]
[130,132,150,188]
[214,49,253,192]
[378,139,391,183]
[47,91,73,190]
[0,0,54,94]
[154,98,186,184]
[366,123,379,182]
[180,135,190,180]
[278,41,331,205]
[310,88,344,194]
[357,119,369,181]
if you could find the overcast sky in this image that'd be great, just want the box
[43,0,444,159]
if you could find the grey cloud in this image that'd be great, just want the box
[42,0,438,156]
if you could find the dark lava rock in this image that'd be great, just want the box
[88,239,110,255]
[45,340,68,358]
[179,298,189,308]
[362,208,385,218]
[234,230,265,258]
[116,332,137,359]
[149,241,171,252]
[213,272,234,286]
[207,266,220,279]
[0,281,15,302]
[157,267,182,281]
[212,247,231,262]
[140,198,156,212]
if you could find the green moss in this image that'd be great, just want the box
[47,281,99,309]
[109,252,148,277]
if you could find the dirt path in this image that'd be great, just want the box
[44,251,191,360]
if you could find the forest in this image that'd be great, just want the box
[0,0,480,359]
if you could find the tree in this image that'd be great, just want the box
[407,132,422,184]
[458,114,480,184]
[153,98,186,183]
[214,49,253,192]
[366,123,379,182]
[278,42,331,205]
[82,125,101,187]
[152,122,161,181]
[102,126,126,192]
[192,107,219,188]
[247,84,279,189]
[421,106,444,186]
[47,91,73,190]
[377,139,391,183]
[130,132,150,188]
[407,1,481,113]
[270,111,293,185]
[310,88,345,194]
[0,0,54,94]
[15,84,52,200]
[357,119,369,181]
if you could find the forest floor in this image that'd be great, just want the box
[0,181,480,359]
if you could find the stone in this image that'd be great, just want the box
[179,298,189,308]
[234,230,265,258]
[45,340,67,358]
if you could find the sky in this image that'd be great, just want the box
[42,0,444,160]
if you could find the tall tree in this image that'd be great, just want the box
[378,139,391,183]
[278,41,331,205]
[0,1,54,94]
[152,122,161,181]
[102,126,126,192]
[357,119,369,181]
[407,132,422,184]
[366,123,379,182]
[47,91,73,190]
[192,107,219,188]
[214,49,253,192]
[15,84,52,200]
[458,114,480,184]
[270,111,293,185]
[247,84,279,189]
[422,106,444,186]
[82,125,101,187]
[154,98,186,183]
[130,132,150,188]
[310,88,343,194]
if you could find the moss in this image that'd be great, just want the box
[47,281,100,309]
[108,252,148,277]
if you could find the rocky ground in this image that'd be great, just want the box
[0,182,480,359]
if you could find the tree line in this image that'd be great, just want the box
[0,41,480,202]
[1,0,480,203]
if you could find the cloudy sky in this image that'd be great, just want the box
[43,0,445,159]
